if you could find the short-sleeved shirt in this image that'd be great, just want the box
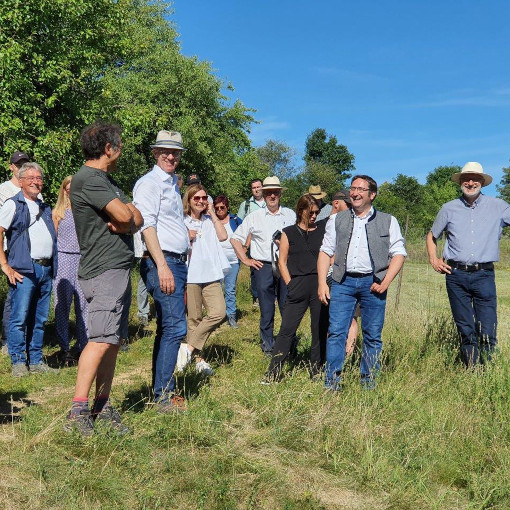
[70,165,133,279]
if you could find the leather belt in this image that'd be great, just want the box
[143,250,187,263]
[346,272,373,278]
[447,260,494,272]
[32,258,52,267]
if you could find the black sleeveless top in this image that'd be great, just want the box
[283,221,326,277]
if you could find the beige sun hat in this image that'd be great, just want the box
[262,176,287,190]
[150,130,186,150]
[308,185,327,199]
[452,162,492,187]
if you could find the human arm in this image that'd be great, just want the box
[370,254,405,294]
[317,251,331,305]
[231,238,263,269]
[142,226,175,294]
[277,232,291,285]
[426,231,451,274]
[207,203,227,241]
[104,199,143,234]
[0,226,23,285]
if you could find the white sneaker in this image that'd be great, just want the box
[195,360,214,376]
[176,343,192,372]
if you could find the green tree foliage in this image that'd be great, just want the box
[304,128,355,182]
[255,139,296,181]
[497,160,510,203]
[0,0,255,205]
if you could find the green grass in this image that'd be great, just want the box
[2,243,510,508]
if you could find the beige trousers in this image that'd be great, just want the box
[186,281,226,350]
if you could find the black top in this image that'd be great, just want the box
[283,221,326,277]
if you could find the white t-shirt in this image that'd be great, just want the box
[0,181,20,207]
[0,198,53,258]
[184,215,230,284]
[220,222,238,264]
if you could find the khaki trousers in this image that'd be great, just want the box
[186,281,226,350]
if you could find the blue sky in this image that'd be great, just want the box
[172,1,510,195]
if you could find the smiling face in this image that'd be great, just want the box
[190,190,208,217]
[349,178,376,216]
[262,188,281,212]
[154,148,182,175]
[19,168,43,200]
[460,174,483,200]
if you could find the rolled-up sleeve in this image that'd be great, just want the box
[133,179,160,232]
[320,215,337,256]
[389,216,407,258]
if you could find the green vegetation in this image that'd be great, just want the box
[2,241,510,509]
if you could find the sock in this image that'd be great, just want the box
[92,395,110,416]
[70,398,89,417]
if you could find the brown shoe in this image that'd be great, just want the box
[155,395,186,414]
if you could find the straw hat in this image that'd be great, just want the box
[451,162,492,187]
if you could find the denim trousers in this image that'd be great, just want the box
[253,262,288,353]
[445,268,497,366]
[325,275,386,390]
[8,263,52,366]
[141,255,187,402]
[222,262,240,317]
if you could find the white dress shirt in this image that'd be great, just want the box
[321,208,406,273]
[133,165,189,254]
[231,206,296,262]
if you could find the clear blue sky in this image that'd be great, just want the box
[172,1,510,195]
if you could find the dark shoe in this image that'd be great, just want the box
[155,395,187,414]
[58,349,77,366]
[227,315,239,329]
[64,410,94,437]
[29,363,59,374]
[95,405,131,435]
[119,338,130,352]
[12,364,29,378]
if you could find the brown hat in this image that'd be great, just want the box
[332,189,351,204]
[10,151,29,165]
[308,185,327,200]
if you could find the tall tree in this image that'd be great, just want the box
[255,140,296,181]
[497,160,510,203]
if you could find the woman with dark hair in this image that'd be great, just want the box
[263,194,328,382]
[177,184,229,375]
[213,195,242,328]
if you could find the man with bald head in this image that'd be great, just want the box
[427,162,510,367]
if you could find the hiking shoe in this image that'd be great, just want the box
[154,395,187,414]
[58,349,77,367]
[176,343,192,372]
[12,364,29,378]
[119,338,130,352]
[95,405,131,435]
[29,363,59,374]
[227,315,239,329]
[64,410,94,437]
[1,342,8,356]
[195,360,214,376]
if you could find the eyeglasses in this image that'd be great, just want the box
[350,186,370,193]
[159,149,182,159]
[20,176,43,182]
[192,195,208,202]
[214,205,226,211]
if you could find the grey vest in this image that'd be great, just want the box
[332,208,392,283]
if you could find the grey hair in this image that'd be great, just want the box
[18,162,44,179]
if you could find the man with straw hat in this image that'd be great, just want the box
[308,185,332,221]
[427,162,510,367]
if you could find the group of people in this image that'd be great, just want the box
[1,121,509,436]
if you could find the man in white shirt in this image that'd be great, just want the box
[318,175,406,390]
[133,130,190,413]
[0,162,58,377]
[231,176,296,355]
[0,151,30,355]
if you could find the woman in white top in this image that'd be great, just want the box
[178,184,228,375]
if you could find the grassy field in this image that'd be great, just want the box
[2,240,510,509]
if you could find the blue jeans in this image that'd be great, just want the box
[222,262,240,317]
[8,263,53,366]
[141,255,187,402]
[325,275,386,390]
[445,268,497,366]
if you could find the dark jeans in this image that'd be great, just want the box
[253,262,288,353]
[268,274,328,377]
[445,268,497,366]
[250,267,258,300]
[141,255,187,402]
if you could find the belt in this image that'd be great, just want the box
[143,250,187,263]
[32,258,52,267]
[346,272,373,278]
[447,260,494,272]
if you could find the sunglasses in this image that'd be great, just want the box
[192,195,208,202]
[214,205,227,211]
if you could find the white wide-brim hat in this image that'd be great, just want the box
[452,162,492,187]
[150,130,186,150]
[262,176,287,191]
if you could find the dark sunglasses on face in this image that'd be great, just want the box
[214,205,227,210]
